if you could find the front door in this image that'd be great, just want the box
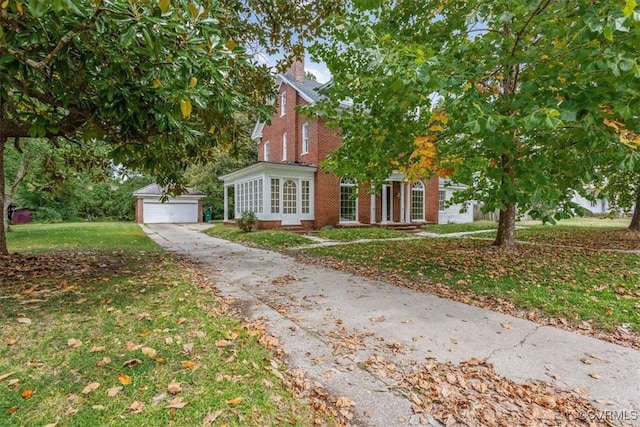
[281,179,299,225]
[383,184,393,223]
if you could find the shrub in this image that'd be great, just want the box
[237,210,257,232]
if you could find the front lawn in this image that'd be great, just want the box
[315,227,409,241]
[1,223,318,426]
[422,221,498,234]
[302,238,640,338]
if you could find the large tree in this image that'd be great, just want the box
[0,0,339,254]
[309,0,640,249]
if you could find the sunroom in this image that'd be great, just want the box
[219,162,317,228]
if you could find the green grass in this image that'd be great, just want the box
[204,225,314,249]
[303,238,640,332]
[1,223,317,426]
[315,227,409,241]
[422,221,498,234]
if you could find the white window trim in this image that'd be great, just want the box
[280,92,286,116]
[438,190,447,212]
[263,141,270,162]
[301,122,309,154]
[339,178,359,223]
[411,181,425,221]
[282,133,288,161]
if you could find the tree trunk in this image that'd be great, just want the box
[493,202,517,249]
[628,186,640,232]
[0,136,8,255]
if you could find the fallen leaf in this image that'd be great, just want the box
[589,372,602,380]
[137,312,152,321]
[335,396,353,408]
[122,359,142,368]
[92,405,106,410]
[183,343,194,353]
[202,410,223,426]
[167,396,188,409]
[96,356,111,367]
[129,400,144,413]
[501,322,513,329]
[106,386,123,397]
[167,381,182,395]
[152,392,168,405]
[90,346,106,353]
[5,338,17,346]
[0,372,15,381]
[67,338,83,348]
[227,396,242,405]
[8,406,19,414]
[118,374,132,385]
[8,379,19,387]
[580,358,592,365]
[17,317,31,324]
[141,347,157,359]
[21,389,33,399]
[181,360,195,370]
[82,382,100,394]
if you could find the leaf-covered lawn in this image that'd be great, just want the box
[1,223,317,426]
[303,238,640,340]
[422,221,499,234]
[515,226,640,251]
[315,227,409,241]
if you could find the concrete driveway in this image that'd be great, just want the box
[142,223,640,426]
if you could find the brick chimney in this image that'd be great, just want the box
[288,58,306,83]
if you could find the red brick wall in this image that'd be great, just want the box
[135,198,144,223]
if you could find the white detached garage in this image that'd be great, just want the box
[133,184,205,224]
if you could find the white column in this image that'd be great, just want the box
[400,182,405,223]
[370,188,376,224]
[381,185,388,224]
[223,185,229,221]
[406,183,412,223]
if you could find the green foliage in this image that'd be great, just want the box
[236,210,258,232]
[309,0,640,246]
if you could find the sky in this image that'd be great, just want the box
[255,52,332,84]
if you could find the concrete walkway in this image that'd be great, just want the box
[142,223,640,426]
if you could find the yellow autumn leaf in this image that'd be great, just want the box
[1,0,9,9]
[227,396,242,405]
[180,97,192,118]
[226,39,237,50]
[21,389,33,399]
[180,360,196,370]
[189,76,197,88]
[187,2,199,18]
[16,2,23,15]
[118,374,132,385]
[153,78,162,88]
[157,0,170,13]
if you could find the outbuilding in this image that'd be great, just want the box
[133,184,205,224]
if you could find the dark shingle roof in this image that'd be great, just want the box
[133,183,206,196]
[282,73,326,102]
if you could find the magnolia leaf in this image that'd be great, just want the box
[189,77,197,88]
[153,78,162,88]
[0,372,15,381]
[167,381,182,394]
[106,386,123,397]
[129,401,145,413]
[96,356,111,367]
[623,0,636,16]
[1,0,9,9]
[187,2,199,18]
[82,382,100,394]
[167,396,188,409]
[122,359,142,368]
[67,338,83,348]
[141,347,157,359]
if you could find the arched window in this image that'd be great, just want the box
[411,181,425,221]
[340,178,358,222]
[283,179,297,214]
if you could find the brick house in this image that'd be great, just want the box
[219,62,472,230]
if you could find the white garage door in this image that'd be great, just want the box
[143,201,198,223]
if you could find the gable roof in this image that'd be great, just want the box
[133,183,206,197]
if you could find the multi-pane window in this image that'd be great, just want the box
[282,133,288,161]
[264,141,270,161]
[280,91,286,116]
[438,190,447,211]
[271,178,280,213]
[235,178,264,216]
[283,180,297,214]
[411,181,425,221]
[301,122,309,154]
[340,178,357,222]
[301,180,310,214]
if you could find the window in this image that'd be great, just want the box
[235,178,264,216]
[438,190,447,212]
[270,178,280,213]
[280,91,286,116]
[411,181,425,221]
[282,133,288,161]
[340,178,358,222]
[264,141,270,162]
[301,122,309,154]
[283,180,297,214]
[301,180,310,214]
